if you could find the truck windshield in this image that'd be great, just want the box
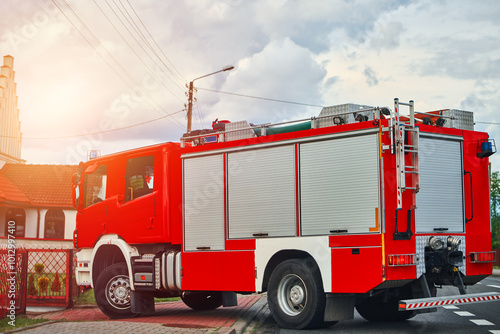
[83,165,107,208]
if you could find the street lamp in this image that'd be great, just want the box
[186,65,234,133]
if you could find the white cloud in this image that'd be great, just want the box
[203,37,326,125]
[0,0,499,172]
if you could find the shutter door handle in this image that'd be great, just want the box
[464,170,473,223]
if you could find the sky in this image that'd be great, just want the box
[0,0,499,171]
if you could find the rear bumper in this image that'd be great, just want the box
[399,292,500,311]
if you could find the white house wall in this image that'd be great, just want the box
[38,208,48,238]
[63,209,77,240]
[0,206,76,245]
[24,208,38,238]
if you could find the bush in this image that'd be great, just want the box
[34,263,45,275]
[51,273,61,293]
[37,276,49,293]
[27,275,37,295]
[492,241,500,250]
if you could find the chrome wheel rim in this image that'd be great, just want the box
[277,274,307,316]
[105,274,131,309]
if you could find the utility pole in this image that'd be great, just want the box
[186,80,195,134]
[186,65,234,133]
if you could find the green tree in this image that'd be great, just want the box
[491,171,500,249]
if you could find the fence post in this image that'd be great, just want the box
[68,249,74,308]
[19,250,28,315]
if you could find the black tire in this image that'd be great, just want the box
[181,291,223,310]
[267,258,326,329]
[356,292,415,322]
[94,263,135,319]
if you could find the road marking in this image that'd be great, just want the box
[489,330,500,334]
[487,285,500,289]
[443,305,459,309]
[470,319,494,326]
[454,311,475,317]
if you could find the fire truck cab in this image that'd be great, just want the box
[73,99,499,329]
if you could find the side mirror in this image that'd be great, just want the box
[72,172,80,185]
[85,164,99,174]
[72,173,81,209]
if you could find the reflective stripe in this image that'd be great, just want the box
[399,292,500,310]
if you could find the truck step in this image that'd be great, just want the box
[399,292,500,311]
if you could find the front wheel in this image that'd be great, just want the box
[268,258,326,329]
[94,263,135,319]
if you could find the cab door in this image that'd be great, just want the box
[110,154,158,243]
[77,164,108,246]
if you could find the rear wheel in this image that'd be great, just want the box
[181,291,223,310]
[268,258,326,329]
[94,263,135,319]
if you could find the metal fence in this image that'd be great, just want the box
[1,247,75,318]
[0,249,27,318]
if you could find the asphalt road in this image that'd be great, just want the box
[249,275,500,334]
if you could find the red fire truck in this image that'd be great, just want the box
[73,98,499,329]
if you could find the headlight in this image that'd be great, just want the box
[429,236,444,251]
[447,236,461,251]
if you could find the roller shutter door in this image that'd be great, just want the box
[415,136,464,233]
[228,145,296,238]
[300,134,380,235]
[183,154,225,251]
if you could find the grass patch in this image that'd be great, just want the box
[74,289,180,305]
[75,289,96,305]
[0,316,48,332]
[494,266,500,269]
[155,297,180,303]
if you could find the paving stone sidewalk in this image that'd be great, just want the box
[11,295,264,334]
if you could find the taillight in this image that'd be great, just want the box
[469,251,496,263]
[387,254,417,266]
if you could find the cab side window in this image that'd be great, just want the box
[83,165,108,208]
[125,155,155,202]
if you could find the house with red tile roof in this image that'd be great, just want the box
[0,163,78,247]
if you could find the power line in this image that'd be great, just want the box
[93,0,184,99]
[122,0,187,85]
[104,0,185,92]
[52,0,185,129]
[197,87,324,108]
[3,109,185,140]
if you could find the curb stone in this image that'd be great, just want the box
[229,295,268,334]
[3,320,58,333]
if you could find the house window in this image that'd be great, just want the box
[5,208,26,238]
[44,209,65,239]
[125,155,155,202]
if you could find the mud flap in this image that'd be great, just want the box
[222,291,238,307]
[131,291,155,314]
[324,295,355,322]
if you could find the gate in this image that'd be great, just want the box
[25,248,75,307]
